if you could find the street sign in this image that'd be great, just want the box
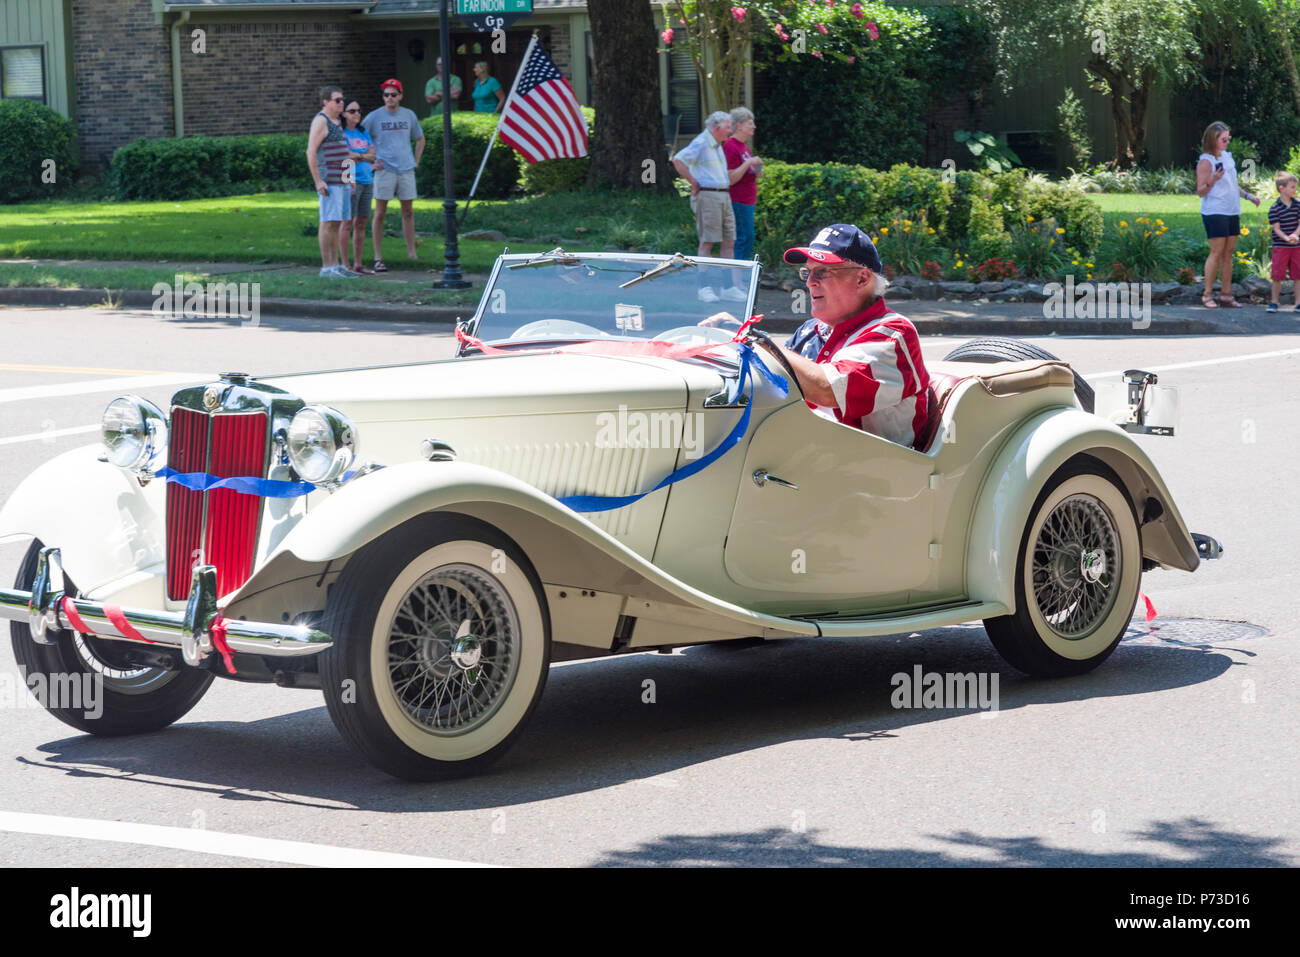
[455,0,532,32]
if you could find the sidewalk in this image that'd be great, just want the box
[2,258,1298,335]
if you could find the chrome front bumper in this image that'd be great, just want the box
[0,547,331,667]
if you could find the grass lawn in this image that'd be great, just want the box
[0,187,1268,298]
[1089,192,1273,235]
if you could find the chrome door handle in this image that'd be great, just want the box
[753,469,798,490]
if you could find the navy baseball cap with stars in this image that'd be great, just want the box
[784,224,882,273]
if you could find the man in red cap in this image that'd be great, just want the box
[362,79,425,271]
[774,224,931,447]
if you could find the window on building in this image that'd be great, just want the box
[668,45,700,135]
[1,46,45,103]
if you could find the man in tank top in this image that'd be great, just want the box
[307,86,360,278]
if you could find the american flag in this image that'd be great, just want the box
[498,40,589,164]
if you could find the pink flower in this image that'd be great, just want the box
[851,2,864,18]
[731,6,745,21]
[815,22,828,33]
[866,21,879,39]
[812,50,823,58]
[848,55,856,63]
[661,28,673,45]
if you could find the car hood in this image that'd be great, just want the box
[257,351,728,421]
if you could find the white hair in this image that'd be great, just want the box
[704,111,732,131]
[729,107,754,126]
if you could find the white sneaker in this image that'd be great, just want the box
[720,286,748,302]
[697,286,720,302]
[335,265,362,278]
[320,266,339,278]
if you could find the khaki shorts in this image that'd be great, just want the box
[690,190,736,243]
[373,168,417,201]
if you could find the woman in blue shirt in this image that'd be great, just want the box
[340,101,377,274]
[471,61,505,113]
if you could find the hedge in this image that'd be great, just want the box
[754,161,1103,268]
[518,107,595,194]
[0,100,79,203]
[112,134,311,200]
[417,112,520,199]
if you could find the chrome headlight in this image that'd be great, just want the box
[287,405,356,485]
[102,396,168,472]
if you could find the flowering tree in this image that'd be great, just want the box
[662,1,883,110]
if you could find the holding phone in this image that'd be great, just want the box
[1215,162,1224,172]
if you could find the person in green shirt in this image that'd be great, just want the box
[425,57,463,116]
[471,61,505,113]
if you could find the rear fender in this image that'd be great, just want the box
[967,409,1200,611]
[0,445,165,595]
[223,462,819,647]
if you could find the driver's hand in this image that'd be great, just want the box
[699,310,740,328]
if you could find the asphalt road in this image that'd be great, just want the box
[0,305,1296,868]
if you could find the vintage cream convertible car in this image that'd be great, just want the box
[1,252,1220,780]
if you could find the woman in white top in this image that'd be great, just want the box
[1196,121,1261,308]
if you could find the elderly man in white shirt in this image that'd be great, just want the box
[672,111,745,303]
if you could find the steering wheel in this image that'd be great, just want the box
[652,325,736,345]
[747,327,804,398]
[509,319,609,340]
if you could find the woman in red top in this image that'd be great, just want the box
[724,107,763,262]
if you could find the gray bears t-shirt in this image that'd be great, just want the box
[362,106,423,172]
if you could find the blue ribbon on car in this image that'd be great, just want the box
[155,468,318,498]
[557,343,788,513]
[152,342,787,511]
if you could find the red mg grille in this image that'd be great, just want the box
[166,408,269,600]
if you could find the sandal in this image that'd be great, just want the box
[1201,294,1219,308]
[373,260,388,272]
[353,264,375,275]
[1218,296,1244,308]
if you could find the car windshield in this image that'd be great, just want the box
[469,253,761,345]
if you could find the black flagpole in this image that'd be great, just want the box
[433,0,471,289]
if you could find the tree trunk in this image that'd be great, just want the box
[1088,57,1142,170]
[1275,3,1300,117]
[587,0,672,191]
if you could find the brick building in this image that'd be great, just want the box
[3,0,595,168]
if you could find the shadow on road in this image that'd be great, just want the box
[591,818,1291,867]
[17,621,1260,819]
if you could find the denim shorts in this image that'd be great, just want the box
[318,184,351,222]
[1202,213,1240,239]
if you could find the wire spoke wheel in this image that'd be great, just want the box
[1030,493,1121,640]
[984,459,1141,677]
[320,515,550,781]
[386,564,520,736]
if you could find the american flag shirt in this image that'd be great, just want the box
[810,298,931,446]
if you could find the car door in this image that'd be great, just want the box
[723,401,936,610]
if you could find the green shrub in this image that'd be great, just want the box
[0,100,79,203]
[966,193,1010,261]
[1056,89,1092,171]
[519,106,594,193]
[111,133,311,200]
[1007,215,1068,279]
[874,210,942,275]
[417,112,519,200]
[1023,179,1104,254]
[1098,215,1184,281]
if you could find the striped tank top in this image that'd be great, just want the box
[316,112,350,186]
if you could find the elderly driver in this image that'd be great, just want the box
[771,224,931,447]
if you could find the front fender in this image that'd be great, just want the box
[229,461,818,641]
[967,408,1200,612]
[0,445,165,596]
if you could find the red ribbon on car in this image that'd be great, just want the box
[209,616,238,675]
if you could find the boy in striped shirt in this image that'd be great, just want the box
[1267,171,1300,312]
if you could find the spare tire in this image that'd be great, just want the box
[942,337,1095,413]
